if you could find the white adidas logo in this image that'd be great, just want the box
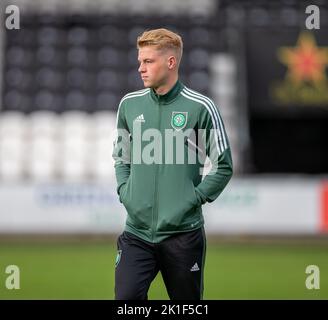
[190,263,200,272]
[134,114,145,122]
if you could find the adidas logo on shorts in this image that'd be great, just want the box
[190,262,200,272]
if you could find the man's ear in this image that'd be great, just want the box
[167,55,177,70]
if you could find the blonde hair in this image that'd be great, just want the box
[137,28,183,66]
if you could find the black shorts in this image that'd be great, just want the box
[115,227,206,300]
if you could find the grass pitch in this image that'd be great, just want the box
[0,240,327,299]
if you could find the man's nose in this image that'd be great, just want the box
[138,63,145,73]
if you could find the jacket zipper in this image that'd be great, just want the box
[151,99,162,242]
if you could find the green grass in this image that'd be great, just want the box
[0,241,327,299]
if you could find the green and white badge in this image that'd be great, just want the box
[171,112,188,131]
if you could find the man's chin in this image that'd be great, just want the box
[142,80,152,88]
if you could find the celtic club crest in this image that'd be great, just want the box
[171,112,188,131]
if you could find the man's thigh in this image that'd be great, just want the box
[115,231,159,300]
[158,227,206,300]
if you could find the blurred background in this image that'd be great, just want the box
[0,0,327,299]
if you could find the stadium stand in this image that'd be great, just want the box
[1,0,328,181]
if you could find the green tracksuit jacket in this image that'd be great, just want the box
[112,80,233,243]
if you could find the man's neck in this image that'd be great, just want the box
[154,75,178,95]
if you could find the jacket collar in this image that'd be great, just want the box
[150,80,184,104]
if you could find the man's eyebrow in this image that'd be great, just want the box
[138,58,154,62]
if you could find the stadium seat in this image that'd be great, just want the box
[36,46,65,67]
[211,53,236,75]
[3,90,29,112]
[61,110,90,137]
[5,68,25,88]
[210,54,237,98]
[67,68,88,89]
[0,111,26,137]
[56,111,91,180]
[65,90,88,111]
[88,111,117,180]
[26,111,59,180]
[27,136,58,181]
[67,27,89,46]
[0,136,26,181]
[188,49,209,70]
[67,46,89,67]
[58,136,90,181]
[97,70,121,90]
[97,46,120,67]
[188,71,210,92]
[29,110,59,140]
[6,46,32,67]
[127,69,143,90]
[93,111,117,138]
[189,27,211,47]
[91,137,116,181]
[96,92,118,111]
[34,89,57,112]
[36,67,63,89]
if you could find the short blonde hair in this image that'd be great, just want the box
[137,28,183,66]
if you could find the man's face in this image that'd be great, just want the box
[137,46,169,89]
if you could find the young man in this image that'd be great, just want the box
[112,28,233,300]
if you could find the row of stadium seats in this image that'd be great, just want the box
[0,111,116,181]
[8,26,217,50]
[0,108,239,181]
[3,70,211,113]
[3,13,216,112]
[6,46,211,70]
[15,0,215,16]
[7,0,326,114]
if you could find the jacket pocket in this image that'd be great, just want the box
[172,180,201,220]
[121,178,153,230]
[190,181,202,208]
[156,180,201,232]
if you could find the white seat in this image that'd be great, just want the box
[0,112,27,181]
[189,0,214,16]
[66,0,89,12]
[24,111,59,181]
[211,54,237,75]
[57,111,91,181]
[90,137,115,180]
[88,112,117,180]
[0,136,25,181]
[93,111,117,138]
[212,78,236,97]
[27,136,58,181]
[29,111,59,137]
[62,111,90,138]
[59,136,90,181]
[0,111,26,138]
